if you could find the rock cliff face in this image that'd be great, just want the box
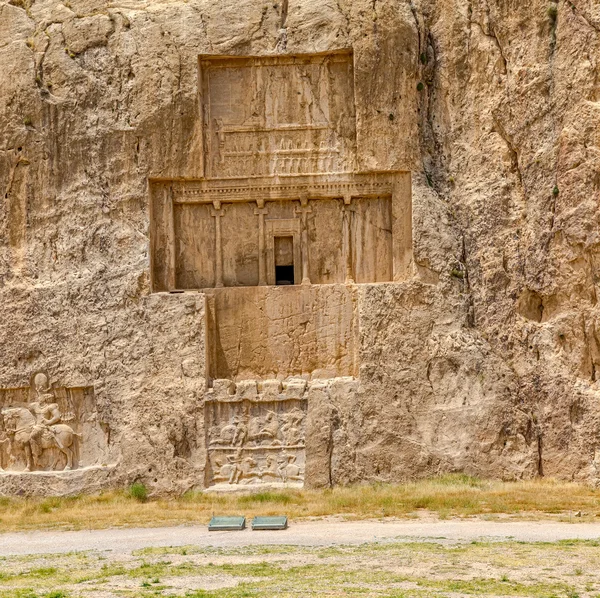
[0,0,599,494]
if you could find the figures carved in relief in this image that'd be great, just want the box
[205,385,307,488]
[202,54,357,179]
[0,371,102,473]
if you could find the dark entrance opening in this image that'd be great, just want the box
[275,265,295,285]
[274,236,294,285]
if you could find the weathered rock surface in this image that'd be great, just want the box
[0,0,599,494]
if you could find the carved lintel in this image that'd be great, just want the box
[166,172,399,205]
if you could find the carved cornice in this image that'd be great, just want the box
[151,172,403,204]
[199,50,352,69]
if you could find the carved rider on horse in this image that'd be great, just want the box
[28,373,65,456]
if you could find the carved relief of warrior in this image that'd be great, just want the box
[239,454,259,484]
[281,423,302,446]
[262,412,279,437]
[258,412,280,445]
[207,422,222,445]
[247,416,265,445]
[214,448,258,484]
[0,435,10,471]
[217,416,241,445]
[224,448,244,484]
[280,409,305,446]
[29,374,66,456]
[1,373,79,471]
[259,454,279,481]
[232,417,248,447]
[213,457,233,484]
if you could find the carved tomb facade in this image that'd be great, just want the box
[150,51,412,489]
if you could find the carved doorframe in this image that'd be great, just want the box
[265,218,302,286]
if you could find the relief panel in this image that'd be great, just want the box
[201,52,356,178]
[0,372,107,473]
[205,379,307,488]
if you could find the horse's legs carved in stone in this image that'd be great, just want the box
[0,438,8,472]
[61,445,73,471]
[31,444,42,470]
[23,443,33,472]
[49,449,58,470]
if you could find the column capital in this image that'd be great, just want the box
[295,203,312,216]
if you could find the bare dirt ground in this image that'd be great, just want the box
[2,520,600,597]
[1,518,600,555]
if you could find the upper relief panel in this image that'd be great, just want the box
[200,52,356,178]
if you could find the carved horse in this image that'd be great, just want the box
[214,454,258,484]
[277,454,303,483]
[1,408,79,471]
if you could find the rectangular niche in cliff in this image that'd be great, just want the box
[205,379,307,489]
[150,172,412,291]
[0,372,108,474]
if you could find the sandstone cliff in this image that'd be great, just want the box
[0,0,599,494]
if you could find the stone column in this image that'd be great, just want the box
[211,200,225,288]
[342,194,355,284]
[254,199,269,286]
[295,195,312,285]
[167,186,177,291]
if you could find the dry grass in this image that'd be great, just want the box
[1,474,600,532]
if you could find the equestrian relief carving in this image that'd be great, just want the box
[0,372,105,473]
[205,378,307,487]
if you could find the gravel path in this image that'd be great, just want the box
[1,520,600,556]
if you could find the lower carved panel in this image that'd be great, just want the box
[205,379,307,488]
